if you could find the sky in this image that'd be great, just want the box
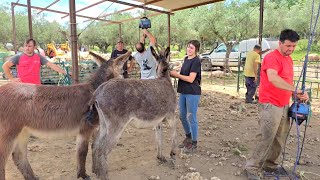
[1,0,152,27]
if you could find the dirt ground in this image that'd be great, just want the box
[4,82,320,180]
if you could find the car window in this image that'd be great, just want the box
[232,44,239,52]
[215,44,226,52]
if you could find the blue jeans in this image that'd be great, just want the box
[179,94,201,141]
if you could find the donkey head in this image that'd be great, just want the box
[89,51,131,89]
[150,46,170,78]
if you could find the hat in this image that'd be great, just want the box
[117,40,123,43]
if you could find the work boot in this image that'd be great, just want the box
[178,137,192,148]
[183,141,197,154]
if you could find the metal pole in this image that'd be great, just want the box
[258,0,264,45]
[11,3,17,54]
[119,24,122,41]
[69,0,79,84]
[167,14,171,49]
[27,0,33,38]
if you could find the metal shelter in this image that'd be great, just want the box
[10,0,229,83]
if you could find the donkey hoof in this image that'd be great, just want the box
[168,158,176,169]
[157,156,167,164]
[83,176,91,180]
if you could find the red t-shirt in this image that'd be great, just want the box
[259,49,293,107]
[10,53,48,84]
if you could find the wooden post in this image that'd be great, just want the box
[119,23,122,41]
[69,0,79,84]
[167,14,171,61]
[258,0,264,45]
[11,3,17,54]
[27,0,33,38]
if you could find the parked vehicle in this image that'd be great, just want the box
[200,38,278,71]
[239,38,278,61]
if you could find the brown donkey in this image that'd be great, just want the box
[0,51,131,180]
[90,47,177,180]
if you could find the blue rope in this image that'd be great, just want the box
[291,1,320,179]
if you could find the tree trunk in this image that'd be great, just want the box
[224,42,233,73]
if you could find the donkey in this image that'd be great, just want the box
[89,47,177,180]
[0,51,131,180]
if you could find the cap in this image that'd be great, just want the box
[117,40,123,43]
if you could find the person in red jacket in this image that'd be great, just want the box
[245,29,309,180]
[2,39,66,84]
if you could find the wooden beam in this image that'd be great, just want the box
[61,0,106,19]
[104,0,173,15]
[12,0,20,8]
[37,0,60,15]
[13,3,121,24]
[100,7,136,18]
[82,7,136,23]
[171,0,224,12]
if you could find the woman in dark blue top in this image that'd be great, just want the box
[170,40,201,153]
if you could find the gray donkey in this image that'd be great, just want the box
[90,47,177,180]
[0,51,131,180]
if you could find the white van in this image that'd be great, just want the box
[239,38,278,60]
[200,38,278,71]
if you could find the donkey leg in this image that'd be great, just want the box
[76,123,97,179]
[168,115,177,160]
[155,123,166,163]
[0,130,20,180]
[12,131,38,180]
[167,115,177,168]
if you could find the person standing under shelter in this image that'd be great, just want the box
[133,29,157,79]
[245,29,309,180]
[111,40,134,78]
[2,38,67,84]
[170,40,201,153]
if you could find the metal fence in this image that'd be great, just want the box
[201,58,320,99]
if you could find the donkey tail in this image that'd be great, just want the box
[86,105,95,126]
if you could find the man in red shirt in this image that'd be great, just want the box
[245,29,309,180]
[2,39,66,84]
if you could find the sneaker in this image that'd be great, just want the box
[182,143,197,154]
[245,170,261,180]
[245,100,258,104]
[178,137,191,148]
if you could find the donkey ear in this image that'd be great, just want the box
[89,51,106,67]
[164,47,170,60]
[150,46,159,60]
[114,51,131,65]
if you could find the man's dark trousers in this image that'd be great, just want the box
[245,76,257,103]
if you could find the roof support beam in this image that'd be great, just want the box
[82,7,136,23]
[13,3,121,24]
[61,0,106,19]
[37,0,60,15]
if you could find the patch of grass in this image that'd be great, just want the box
[238,144,248,152]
